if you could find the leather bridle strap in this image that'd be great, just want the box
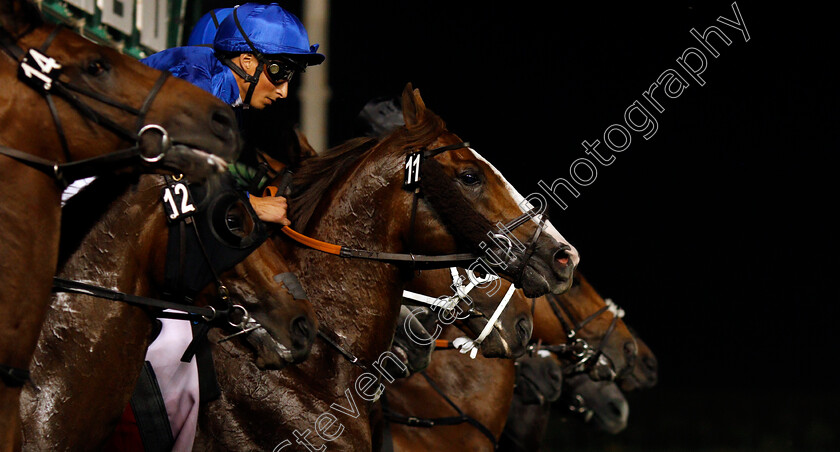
[380,371,498,448]
[52,277,220,320]
[0,25,174,186]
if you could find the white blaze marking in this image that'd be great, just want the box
[469,148,580,266]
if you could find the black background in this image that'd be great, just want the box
[189,1,838,450]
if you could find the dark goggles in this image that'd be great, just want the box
[262,56,306,84]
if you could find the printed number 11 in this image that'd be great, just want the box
[406,154,421,185]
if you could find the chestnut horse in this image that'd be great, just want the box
[382,270,644,451]
[19,174,316,451]
[0,2,240,444]
[192,83,579,451]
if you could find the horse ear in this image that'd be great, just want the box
[401,82,428,128]
[295,128,318,159]
[0,0,43,33]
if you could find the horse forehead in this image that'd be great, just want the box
[467,148,575,248]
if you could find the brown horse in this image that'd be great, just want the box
[193,83,579,451]
[383,270,645,451]
[401,266,535,359]
[620,328,658,391]
[533,272,638,382]
[19,174,315,451]
[0,2,240,445]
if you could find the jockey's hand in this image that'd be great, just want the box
[249,194,291,226]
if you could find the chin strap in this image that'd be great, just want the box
[218,56,262,108]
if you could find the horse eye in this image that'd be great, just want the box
[86,60,108,76]
[458,171,481,186]
[226,209,247,237]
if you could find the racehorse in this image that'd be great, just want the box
[497,367,630,452]
[0,2,240,445]
[19,174,316,451]
[620,328,658,391]
[401,266,535,359]
[382,270,645,451]
[533,272,638,382]
[193,83,579,451]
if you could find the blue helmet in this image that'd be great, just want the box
[187,8,233,47]
[213,3,325,66]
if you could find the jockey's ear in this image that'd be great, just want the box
[238,53,258,73]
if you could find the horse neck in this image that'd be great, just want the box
[389,324,515,445]
[60,176,166,295]
[293,150,408,363]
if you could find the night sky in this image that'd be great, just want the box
[189,1,838,450]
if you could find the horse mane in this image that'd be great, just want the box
[290,105,448,232]
[58,175,139,269]
[289,137,378,232]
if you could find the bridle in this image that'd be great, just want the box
[51,175,269,360]
[280,140,553,367]
[281,141,554,271]
[537,295,628,380]
[0,24,174,187]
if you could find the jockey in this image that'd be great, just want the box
[103,5,323,451]
[142,2,325,225]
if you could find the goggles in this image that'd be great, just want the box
[262,56,306,85]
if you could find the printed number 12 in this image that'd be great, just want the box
[163,184,195,219]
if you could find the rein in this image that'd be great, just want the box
[0,24,174,187]
[381,371,498,449]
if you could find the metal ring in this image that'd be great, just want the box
[228,304,250,329]
[492,233,514,257]
[218,285,230,302]
[138,124,170,163]
[171,173,183,182]
[201,305,217,322]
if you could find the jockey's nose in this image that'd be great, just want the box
[276,82,288,98]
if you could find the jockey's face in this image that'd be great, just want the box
[233,53,289,110]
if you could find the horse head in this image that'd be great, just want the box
[144,173,317,368]
[1,0,239,181]
[563,372,629,434]
[401,268,534,359]
[620,327,658,391]
[394,84,579,298]
[534,271,638,381]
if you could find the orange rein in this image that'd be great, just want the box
[281,226,342,256]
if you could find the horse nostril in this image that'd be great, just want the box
[644,356,658,372]
[553,248,570,268]
[516,317,532,346]
[209,107,236,140]
[624,341,637,358]
[549,367,563,384]
[290,315,313,348]
[607,399,625,419]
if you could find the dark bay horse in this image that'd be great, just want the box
[0,2,240,444]
[19,174,316,451]
[193,83,579,451]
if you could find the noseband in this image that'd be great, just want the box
[537,296,627,380]
[0,24,173,186]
